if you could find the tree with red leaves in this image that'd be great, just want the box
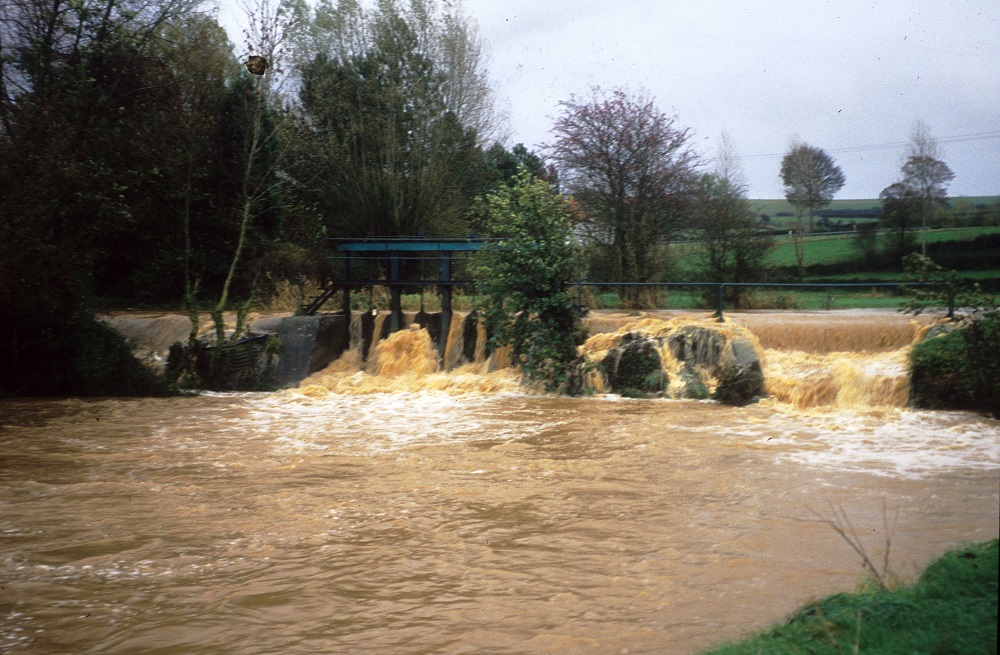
[546,87,698,298]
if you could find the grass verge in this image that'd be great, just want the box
[699,538,998,655]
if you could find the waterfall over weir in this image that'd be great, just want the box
[103,309,934,409]
[286,309,930,409]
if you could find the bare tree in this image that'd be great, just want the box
[201,0,293,356]
[714,130,748,192]
[546,86,698,299]
[692,134,771,306]
[901,120,954,255]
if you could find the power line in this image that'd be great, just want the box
[742,130,1000,159]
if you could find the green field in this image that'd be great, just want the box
[670,226,1000,273]
[578,287,907,311]
[749,196,1000,232]
[765,226,1000,268]
[750,196,1000,217]
[751,197,883,218]
[589,224,1000,312]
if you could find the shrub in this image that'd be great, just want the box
[910,316,1000,417]
[1,305,171,398]
[471,169,586,393]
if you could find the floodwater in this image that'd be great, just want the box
[1,312,998,654]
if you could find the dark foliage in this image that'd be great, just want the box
[472,170,586,393]
[0,295,171,398]
[910,316,1000,418]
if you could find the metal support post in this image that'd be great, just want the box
[440,251,452,357]
[389,252,402,333]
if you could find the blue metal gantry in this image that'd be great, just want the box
[301,237,496,337]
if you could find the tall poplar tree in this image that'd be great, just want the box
[900,120,954,255]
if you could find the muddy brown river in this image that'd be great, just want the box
[1,312,998,654]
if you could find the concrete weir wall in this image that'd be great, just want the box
[251,310,465,386]
[104,311,476,387]
[250,314,351,386]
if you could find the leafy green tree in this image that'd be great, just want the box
[780,141,846,233]
[472,170,585,392]
[901,253,995,321]
[780,140,845,277]
[851,222,880,264]
[692,173,771,307]
[906,254,999,418]
[879,181,921,266]
[484,142,545,185]
[285,0,497,238]
[0,0,202,396]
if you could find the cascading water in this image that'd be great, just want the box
[297,311,520,396]
[727,311,931,410]
[291,309,930,411]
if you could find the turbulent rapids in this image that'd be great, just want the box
[296,313,522,396]
[3,310,996,655]
[275,309,929,410]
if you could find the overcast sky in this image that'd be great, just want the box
[221,0,1000,200]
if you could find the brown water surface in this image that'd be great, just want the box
[1,311,997,654]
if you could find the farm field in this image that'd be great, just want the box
[670,226,1000,272]
[592,224,1000,312]
[579,287,908,311]
[750,196,1000,217]
[765,226,1000,268]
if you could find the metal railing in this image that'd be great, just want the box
[570,281,930,322]
[296,239,944,321]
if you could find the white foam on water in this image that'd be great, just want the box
[744,407,1000,478]
[239,388,998,479]
[245,391,547,453]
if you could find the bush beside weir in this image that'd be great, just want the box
[910,315,1000,418]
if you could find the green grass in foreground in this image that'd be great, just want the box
[700,539,998,655]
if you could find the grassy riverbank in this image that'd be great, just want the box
[700,538,998,654]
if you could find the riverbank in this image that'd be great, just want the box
[700,538,998,654]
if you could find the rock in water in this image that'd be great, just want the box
[600,333,668,397]
[583,318,765,405]
[713,337,765,406]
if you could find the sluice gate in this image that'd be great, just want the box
[301,237,494,356]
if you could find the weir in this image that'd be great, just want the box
[105,309,935,410]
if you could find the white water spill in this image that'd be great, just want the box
[248,390,549,452]
[737,407,1000,478]
[252,391,1000,478]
